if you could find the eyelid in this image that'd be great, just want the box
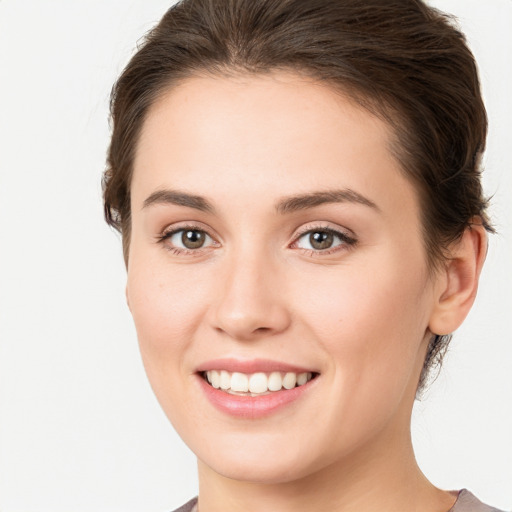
[291,222,356,242]
[289,222,358,254]
[159,221,217,240]
[157,221,220,254]
[155,220,356,256]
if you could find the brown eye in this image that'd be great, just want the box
[294,228,356,253]
[181,229,206,249]
[163,228,215,251]
[309,231,334,250]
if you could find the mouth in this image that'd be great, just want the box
[201,369,317,396]
[196,359,320,418]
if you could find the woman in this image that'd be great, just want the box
[102,0,504,510]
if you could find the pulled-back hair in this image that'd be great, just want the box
[103,0,493,391]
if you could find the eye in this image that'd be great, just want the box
[162,227,216,251]
[293,227,356,253]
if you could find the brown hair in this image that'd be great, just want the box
[103,0,493,391]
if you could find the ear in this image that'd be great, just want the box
[125,285,131,312]
[429,219,488,336]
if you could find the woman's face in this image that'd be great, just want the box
[127,73,439,483]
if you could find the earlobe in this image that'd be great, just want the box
[125,285,131,312]
[429,220,488,336]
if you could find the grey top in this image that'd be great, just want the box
[448,490,506,512]
[172,489,506,512]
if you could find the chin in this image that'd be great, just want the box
[203,453,317,484]
[189,428,336,485]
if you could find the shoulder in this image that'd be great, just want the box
[170,497,198,512]
[451,490,507,512]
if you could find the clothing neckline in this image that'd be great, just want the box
[183,489,493,512]
[449,489,465,512]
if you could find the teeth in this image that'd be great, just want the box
[249,372,268,393]
[210,370,220,389]
[268,371,282,391]
[297,372,308,386]
[231,372,249,392]
[219,370,231,390]
[282,372,297,390]
[204,370,314,394]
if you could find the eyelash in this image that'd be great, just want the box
[157,223,217,256]
[291,225,357,256]
[157,223,357,257]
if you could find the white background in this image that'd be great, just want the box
[0,1,510,511]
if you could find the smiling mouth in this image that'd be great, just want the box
[201,370,318,396]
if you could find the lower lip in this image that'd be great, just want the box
[197,374,317,419]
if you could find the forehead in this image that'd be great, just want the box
[132,72,419,221]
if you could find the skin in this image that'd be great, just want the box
[126,73,486,512]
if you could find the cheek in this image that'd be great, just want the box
[299,255,429,338]
[294,253,431,407]
[126,258,216,433]
[126,257,210,376]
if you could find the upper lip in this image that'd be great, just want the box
[196,358,318,375]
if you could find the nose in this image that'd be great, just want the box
[208,251,291,341]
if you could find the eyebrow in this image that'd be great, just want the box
[275,189,380,214]
[142,189,215,213]
[142,188,379,215]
